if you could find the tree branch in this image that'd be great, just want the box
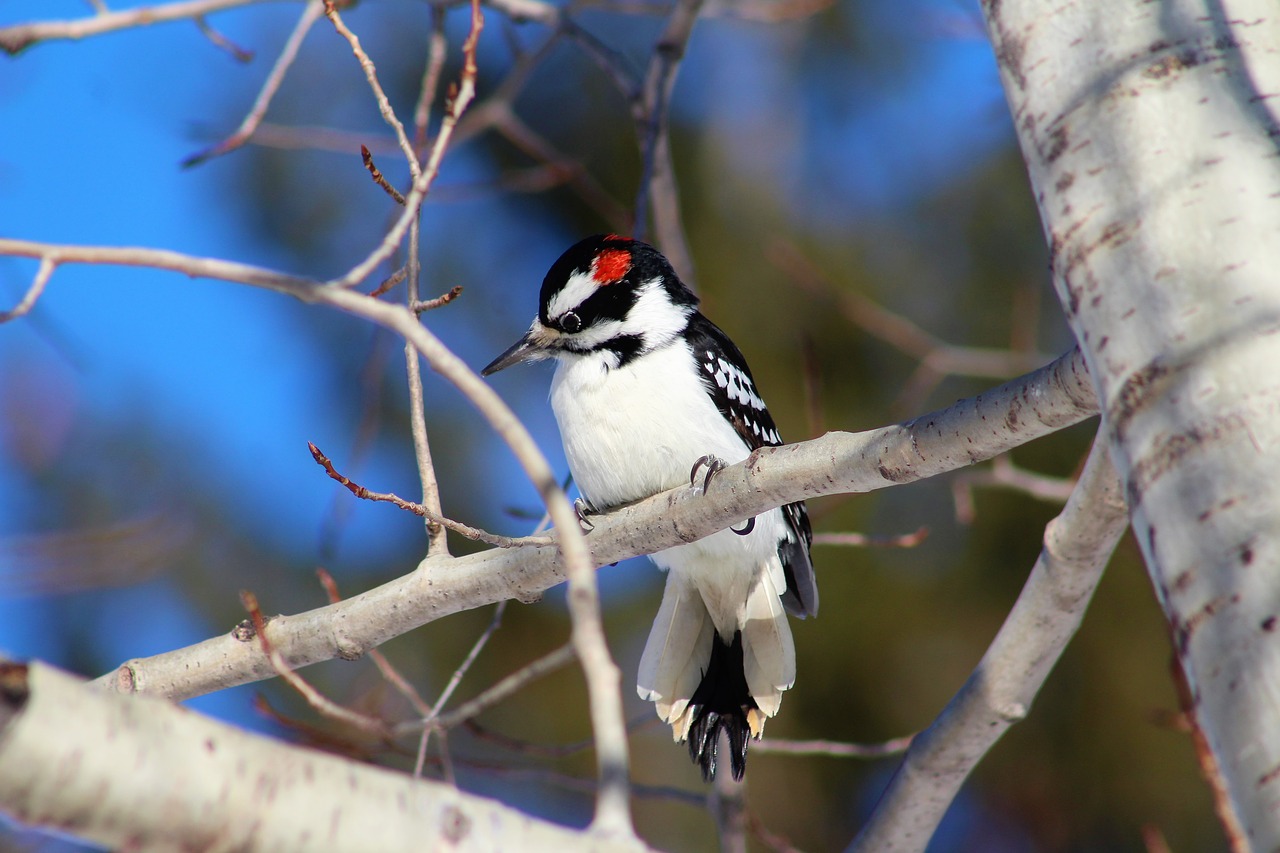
[0,661,652,851]
[848,429,1128,853]
[0,0,264,55]
[90,347,1097,704]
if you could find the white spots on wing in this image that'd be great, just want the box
[699,346,783,446]
[715,357,765,412]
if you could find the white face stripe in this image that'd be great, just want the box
[628,276,693,351]
[544,273,692,363]
[546,269,600,321]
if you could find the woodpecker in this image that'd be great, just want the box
[482,234,817,781]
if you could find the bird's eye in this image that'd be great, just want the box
[560,312,582,333]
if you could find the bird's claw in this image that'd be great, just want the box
[573,497,598,532]
[691,455,757,536]
[690,454,728,494]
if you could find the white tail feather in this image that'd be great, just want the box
[637,572,714,728]
[740,563,796,720]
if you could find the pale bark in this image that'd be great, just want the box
[984,0,1280,846]
[90,348,1096,703]
[848,432,1128,852]
[0,661,650,852]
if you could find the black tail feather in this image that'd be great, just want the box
[686,631,757,782]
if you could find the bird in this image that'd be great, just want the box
[482,234,817,782]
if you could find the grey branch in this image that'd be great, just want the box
[848,431,1127,853]
[0,660,651,852]
[90,346,1097,702]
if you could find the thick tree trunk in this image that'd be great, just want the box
[983,0,1280,846]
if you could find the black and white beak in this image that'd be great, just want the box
[481,323,556,376]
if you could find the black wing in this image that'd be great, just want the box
[686,314,818,617]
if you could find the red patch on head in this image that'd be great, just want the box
[591,248,632,285]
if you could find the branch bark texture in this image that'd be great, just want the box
[849,432,1128,853]
[0,660,650,852]
[92,348,1097,702]
[984,0,1280,845]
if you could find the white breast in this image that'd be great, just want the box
[549,342,748,509]
[549,341,786,636]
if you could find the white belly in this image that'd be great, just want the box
[550,343,748,507]
[549,343,786,635]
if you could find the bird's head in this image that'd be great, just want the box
[482,234,698,376]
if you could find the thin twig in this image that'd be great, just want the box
[1,0,261,54]
[811,527,929,549]
[754,735,914,758]
[413,602,507,777]
[0,257,55,323]
[411,285,463,314]
[323,0,420,176]
[193,14,254,61]
[361,145,407,205]
[182,0,325,168]
[395,643,578,733]
[632,0,704,281]
[315,568,433,717]
[412,6,449,151]
[239,590,392,737]
[771,238,1051,412]
[308,442,549,548]
[951,454,1078,524]
[323,0,483,290]
[369,266,409,299]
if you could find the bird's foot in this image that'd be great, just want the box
[689,455,756,536]
[573,497,599,533]
[689,454,728,494]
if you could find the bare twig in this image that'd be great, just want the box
[315,568,433,718]
[369,266,409,298]
[361,145,407,205]
[246,122,402,156]
[771,239,1052,412]
[1,0,261,55]
[402,209,450,554]
[412,6,450,150]
[413,602,507,776]
[182,0,325,168]
[239,589,392,738]
[951,454,1078,524]
[396,643,578,733]
[632,0,704,280]
[412,285,464,314]
[0,257,54,323]
[308,442,549,548]
[811,527,929,549]
[193,14,254,61]
[323,0,419,175]
[849,432,1127,852]
[324,0,482,290]
[754,735,914,758]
